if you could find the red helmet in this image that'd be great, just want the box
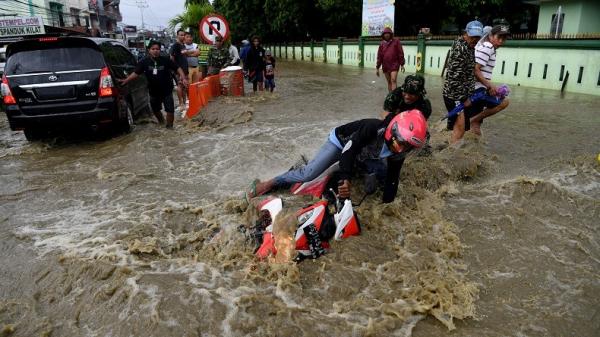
[384,109,427,153]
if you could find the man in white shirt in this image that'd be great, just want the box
[228,43,240,66]
[182,32,200,84]
[469,25,510,135]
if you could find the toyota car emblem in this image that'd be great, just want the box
[48,75,58,82]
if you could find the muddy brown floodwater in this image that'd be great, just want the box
[0,61,598,337]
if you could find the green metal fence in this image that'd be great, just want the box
[265,36,600,96]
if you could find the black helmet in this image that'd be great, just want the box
[401,75,426,96]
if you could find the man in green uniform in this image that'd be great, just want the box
[207,36,231,75]
[382,75,431,120]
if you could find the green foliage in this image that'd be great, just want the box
[184,0,210,7]
[315,0,362,38]
[212,0,269,42]
[447,0,505,13]
[168,3,214,39]
[210,0,361,42]
[175,0,537,42]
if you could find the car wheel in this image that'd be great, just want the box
[24,128,43,141]
[119,103,134,133]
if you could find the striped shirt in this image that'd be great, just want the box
[474,41,496,90]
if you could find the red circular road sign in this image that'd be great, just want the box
[199,14,230,45]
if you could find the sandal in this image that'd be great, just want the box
[245,179,260,204]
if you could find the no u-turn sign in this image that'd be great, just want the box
[199,14,230,44]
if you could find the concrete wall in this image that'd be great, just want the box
[578,0,600,33]
[266,39,600,96]
[537,0,600,34]
[424,41,600,95]
[363,43,419,72]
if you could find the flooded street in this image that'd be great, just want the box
[1,60,598,337]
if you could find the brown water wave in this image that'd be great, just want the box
[414,155,599,337]
[0,130,488,337]
[2,61,599,336]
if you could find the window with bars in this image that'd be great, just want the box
[49,2,65,27]
[70,8,81,26]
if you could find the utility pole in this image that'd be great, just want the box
[136,0,149,47]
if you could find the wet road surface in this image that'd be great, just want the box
[1,60,599,336]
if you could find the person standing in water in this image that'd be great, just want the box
[182,32,200,84]
[119,41,188,129]
[264,50,276,92]
[468,24,511,136]
[170,30,189,114]
[376,27,405,92]
[245,36,266,93]
[207,36,232,75]
[228,41,241,66]
[382,74,431,120]
[442,20,483,143]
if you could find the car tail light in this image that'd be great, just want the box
[99,67,114,97]
[38,37,59,42]
[1,75,16,105]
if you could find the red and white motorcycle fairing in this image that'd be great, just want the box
[289,163,340,199]
[254,194,360,260]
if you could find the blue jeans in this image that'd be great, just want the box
[273,140,341,188]
[265,78,275,90]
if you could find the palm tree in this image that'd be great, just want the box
[169,3,214,39]
[185,0,210,6]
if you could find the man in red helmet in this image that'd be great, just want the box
[246,110,427,203]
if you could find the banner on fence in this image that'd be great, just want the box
[361,0,395,36]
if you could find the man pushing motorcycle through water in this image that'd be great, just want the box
[245,108,428,204]
[244,107,428,261]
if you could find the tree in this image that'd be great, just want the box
[314,0,361,38]
[199,0,539,42]
[213,0,269,43]
[185,0,210,7]
[263,0,315,40]
[168,3,214,40]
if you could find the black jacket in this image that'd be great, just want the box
[245,46,266,72]
[135,55,179,97]
[383,87,432,120]
[333,116,405,203]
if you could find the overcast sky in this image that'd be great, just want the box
[119,0,186,31]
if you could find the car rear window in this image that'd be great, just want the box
[6,47,104,75]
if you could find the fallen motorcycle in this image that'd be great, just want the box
[247,162,377,262]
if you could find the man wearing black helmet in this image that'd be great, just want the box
[381,74,432,121]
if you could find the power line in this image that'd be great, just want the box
[135,0,149,30]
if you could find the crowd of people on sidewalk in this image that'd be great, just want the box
[120,30,278,129]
